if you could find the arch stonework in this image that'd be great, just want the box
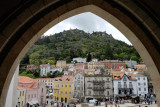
[0,0,160,106]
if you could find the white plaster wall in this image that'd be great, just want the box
[5,65,19,107]
[136,76,148,96]
[113,78,137,97]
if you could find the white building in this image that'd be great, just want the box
[125,60,137,68]
[36,78,54,89]
[113,73,137,99]
[92,58,98,62]
[73,73,85,100]
[40,64,62,76]
[72,57,86,63]
[132,74,148,97]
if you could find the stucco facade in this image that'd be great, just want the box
[113,73,137,99]
[85,75,113,101]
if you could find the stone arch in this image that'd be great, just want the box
[0,0,160,106]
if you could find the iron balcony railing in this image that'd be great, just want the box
[93,87,105,91]
[118,84,122,88]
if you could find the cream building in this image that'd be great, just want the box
[56,60,66,68]
[16,88,26,107]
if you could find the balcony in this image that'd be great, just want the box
[87,87,92,89]
[93,87,105,91]
[118,85,122,88]
[106,80,110,82]
[93,94,105,97]
[93,80,105,84]
[123,85,127,88]
[87,80,92,82]
[106,87,110,89]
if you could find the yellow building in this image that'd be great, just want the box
[56,60,66,68]
[16,88,26,107]
[53,77,73,103]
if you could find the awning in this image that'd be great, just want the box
[28,100,38,105]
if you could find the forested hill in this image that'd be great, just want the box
[21,29,141,65]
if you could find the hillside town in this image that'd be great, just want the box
[16,58,156,107]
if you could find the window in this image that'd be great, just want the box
[42,88,43,93]
[88,91,91,95]
[31,94,33,98]
[58,85,59,88]
[61,91,63,94]
[22,101,23,106]
[75,87,76,90]
[65,85,67,88]
[61,85,63,88]
[22,91,24,96]
[51,83,52,85]
[57,91,59,94]
[69,91,71,95]
[138,77,140,80]
[107,84,109,88]
[28,95,30,99]
[139,88,141,91]
[144,82,146,86]
[107,91,109,95]
[143,77,145,80]
[88,84,91,87]
[20,91,21,96]
[69,85,71,88]
[75,77,76,79]
[144,88,146,91]
[55,91,56,93]
[65,91,67,94]
[107,78,109,81]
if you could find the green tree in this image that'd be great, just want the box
[105,43,113,59]
[29,52,40,65]
[130,55,138,61]
[34,71,40,78]
[87,52,92,62]
[47,72,51,77]
[48,60,56,65]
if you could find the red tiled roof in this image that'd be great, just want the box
[18,76,42,90]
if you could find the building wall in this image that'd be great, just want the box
[5,65,19,107]
[38,83,46,105]
[73,73,84,99]
[136,76,148,97]
[16,89,26,107]
[113,76,137,98]
[38,79,54,89]
[26,89,38,105]
[85,76,113,100]
[53,80,73,103]
[56,61,66,68]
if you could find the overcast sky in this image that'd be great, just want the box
[44,12,132,45]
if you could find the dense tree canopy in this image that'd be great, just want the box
[21,29,141,65]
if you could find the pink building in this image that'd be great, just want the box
[18,76,46,107]
[73,63,88,71]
